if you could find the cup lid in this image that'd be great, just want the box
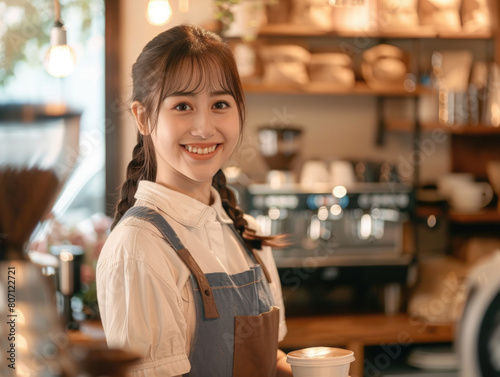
[287,347,355,367]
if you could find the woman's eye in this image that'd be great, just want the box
[175,103,192,111]
[213,101,229,110]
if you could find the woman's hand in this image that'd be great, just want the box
[276,349,293,376]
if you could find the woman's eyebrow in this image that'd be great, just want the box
[210,90,232,97]
[168,91,197,97]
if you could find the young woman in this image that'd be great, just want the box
[96,25,292,377]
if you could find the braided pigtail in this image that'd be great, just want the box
[111,132,156,230]
[212,169,289,249]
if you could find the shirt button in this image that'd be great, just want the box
[204,289,211,296]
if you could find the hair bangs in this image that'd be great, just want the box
[161,52,238,100]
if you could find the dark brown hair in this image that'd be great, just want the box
[112,25,285,248]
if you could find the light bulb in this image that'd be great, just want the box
[45,45,76,77]
[147,0,173,25]
[44,23,76,78]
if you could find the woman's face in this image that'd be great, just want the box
[150,79,240,194]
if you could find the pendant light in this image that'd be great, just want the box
[147,0,173,25]
[44,0,76,78]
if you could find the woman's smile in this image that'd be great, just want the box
[181,143,221,157]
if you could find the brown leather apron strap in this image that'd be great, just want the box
[119,206,220,319]
[176,248,220,319]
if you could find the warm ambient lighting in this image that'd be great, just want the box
[329,0,364,5]
[44,1,76,78]
[45,40,76,78]
[179,0,189,13]
[147,0,173,25]
[332,185,347,198]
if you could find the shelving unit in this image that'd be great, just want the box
[448,208,500,224]
[257,23,493,40]
[239,26,499,147]
[235,4,499,375]
[242,81,425,96]
[386,121,500,134]
[237,4,500,211]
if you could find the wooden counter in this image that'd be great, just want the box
[69,314,454,376]
[279,314,455,377]
[67,321,107,345]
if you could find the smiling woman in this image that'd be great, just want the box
[97,24,292,377]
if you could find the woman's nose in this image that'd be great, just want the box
[190,110,216,139]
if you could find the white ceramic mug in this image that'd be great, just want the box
[287,347,355,377]
[486,160,500,212]
[437,173,474,200]
[330,160,355,187]
[301,160,330,185]
[449,182,493,213]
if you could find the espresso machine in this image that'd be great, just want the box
[246,181,416,315]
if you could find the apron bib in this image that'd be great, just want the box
[120,206,280,377]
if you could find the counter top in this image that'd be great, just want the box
[279,313,454,377]
[67,320,106,345]
[68,314,454,377]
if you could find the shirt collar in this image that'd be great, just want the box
[134,181,233,228]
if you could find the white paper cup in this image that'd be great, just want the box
[287,347,355,377]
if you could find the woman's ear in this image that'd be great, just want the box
[131,101,150,135]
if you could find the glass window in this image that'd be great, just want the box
[0,0,106,225]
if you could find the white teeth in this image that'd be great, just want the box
[184,145,218,155]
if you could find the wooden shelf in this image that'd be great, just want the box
[256,23,493,40]
[279,313,454,377]
[424,123,500,135]
[242,81,425,96]
[385,121,500,134]
[416,204,500,224]
[448,208,500,224]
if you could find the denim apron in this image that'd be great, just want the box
[121,206,280,377]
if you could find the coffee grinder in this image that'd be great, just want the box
[0,104,80,376]
[257,126,303,187]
